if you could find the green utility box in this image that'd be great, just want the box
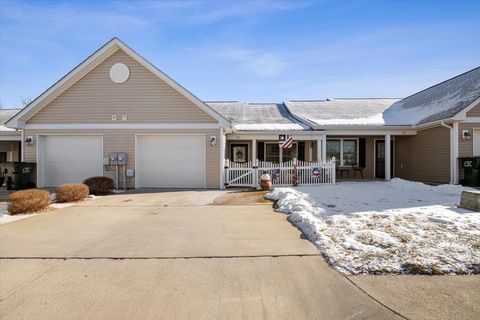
[1,162,36,190]
[459,157,480,187]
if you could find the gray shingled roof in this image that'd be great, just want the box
[383,67,480,125]
[284,99,399,126]
[206,101,309,131]
[0,109,20,133]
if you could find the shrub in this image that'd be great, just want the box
[56,183,89,203]
[83,176,114,195]
[8,189,51,215]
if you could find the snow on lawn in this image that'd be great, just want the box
[0,195,97,225]
[266,179,480,275]
[0,202,37,224]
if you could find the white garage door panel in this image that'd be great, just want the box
[42,136,103,187]
[138,135,205,188]
[474,129,480,156]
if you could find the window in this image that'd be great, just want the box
[342,140,357,166]
[326,139,358,166]
[265,143,280,163]
[326,140,340,162]
[282,143,298,162]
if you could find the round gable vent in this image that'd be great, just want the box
[109,63,130,83]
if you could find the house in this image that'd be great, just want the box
[0,109,21,163]
[6,38,229,189]
[5,38,480,188]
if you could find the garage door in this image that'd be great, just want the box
[40,135,103,187]
[137,135,205,188]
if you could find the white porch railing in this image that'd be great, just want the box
[224,158,336,188]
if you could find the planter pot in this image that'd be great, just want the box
[260,179,272,191]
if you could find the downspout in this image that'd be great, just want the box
[441,121,459,184]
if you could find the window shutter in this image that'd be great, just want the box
[298,142,305,161]
[359,138,366,167]
[257,141,265,161]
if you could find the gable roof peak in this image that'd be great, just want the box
[7,38,229,128]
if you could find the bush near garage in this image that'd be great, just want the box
[83,176,114,195]
[8,189,51,215]
[56,183,89,203]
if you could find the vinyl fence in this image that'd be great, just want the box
[224,159,336,188]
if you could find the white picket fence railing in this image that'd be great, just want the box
[224,158,336,188]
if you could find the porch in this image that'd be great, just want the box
[225,133,396,182]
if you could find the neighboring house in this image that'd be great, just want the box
[5,38,480,188]
[0,109,21,162]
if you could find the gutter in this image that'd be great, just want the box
[441,121,459,184]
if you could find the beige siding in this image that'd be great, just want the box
[395,126,450,184]
[24,129,220,189]
[28,50,217,124]
[466,103,480,117]
[458,123,480,157]
[0,141,20,162]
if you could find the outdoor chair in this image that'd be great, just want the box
[351,163,365,179]
[336,163,350,179]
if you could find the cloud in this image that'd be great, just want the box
[219,48,286,76]
[190,0,313,23]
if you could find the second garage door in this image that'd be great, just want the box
[40,135,103,187]
[137,134,205,188]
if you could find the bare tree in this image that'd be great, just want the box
[21,97,33,107]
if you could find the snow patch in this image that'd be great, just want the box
[233,123,305,131]
[267,179,480,275]
[0,202,37,225]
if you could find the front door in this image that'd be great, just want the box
[375,140,393,179]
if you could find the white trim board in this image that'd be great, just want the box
[0,135,22,141]
[25,123,222,130]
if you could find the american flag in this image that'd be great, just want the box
[279,134,293,149]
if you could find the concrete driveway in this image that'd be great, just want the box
[0,190,478,319]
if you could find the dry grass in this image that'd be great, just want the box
[8,189,51,215]
[83,176,114,195]
[56,183,89,203]
[212,191,270,205]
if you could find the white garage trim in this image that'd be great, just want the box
[37,134,104,187]
[25,123,222,130]
[135,133,206,189]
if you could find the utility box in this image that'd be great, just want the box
[459,157,480,187]
[108,152,127,165]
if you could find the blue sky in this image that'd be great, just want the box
[1,0,479,108]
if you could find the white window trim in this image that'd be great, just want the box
[264,141,298,162]
[326,138,359,167]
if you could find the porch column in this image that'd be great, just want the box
[322,135,327,162]
[316,138,322,161]
[452,122,459,184]
[385,134,391,180]
[219,128,226,189]
[252,139,257,162]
